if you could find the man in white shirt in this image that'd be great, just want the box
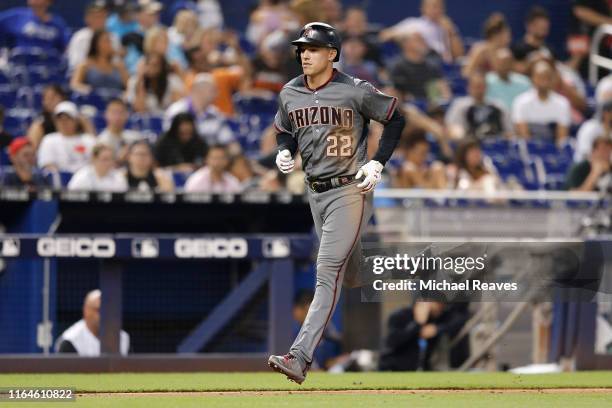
[55,289,130,356]
[164,73,238,153]
[185,145,242,193]
[379,0,464,63]
[512,61,571,144]
[37,101,97,173]
[66,2,111,72]
[68,144,128,192]
[98,99,142,161]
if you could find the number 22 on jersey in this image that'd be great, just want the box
[326,134,352,157]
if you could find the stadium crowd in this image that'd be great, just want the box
[0,0,611,195]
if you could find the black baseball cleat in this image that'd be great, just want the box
[267,354,308,384]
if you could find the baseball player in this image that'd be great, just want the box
[267,22,406,383]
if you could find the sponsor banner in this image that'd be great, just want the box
[0,235,313,260]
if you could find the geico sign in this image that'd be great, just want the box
[37,238,116,258]
[174,238,248,258]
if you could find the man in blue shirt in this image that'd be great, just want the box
[0,0,71,53]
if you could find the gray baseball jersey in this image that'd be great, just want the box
[274,69,398,180]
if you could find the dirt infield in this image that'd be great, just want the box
[77,388,612,397]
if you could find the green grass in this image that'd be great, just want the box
[1,372,611,407]
[1,372,612,392]
[5,393,612,408]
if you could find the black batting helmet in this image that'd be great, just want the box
[291,22,341,63]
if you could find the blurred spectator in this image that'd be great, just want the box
[246,0,298,46]
[0,0,70,53]
[143,26,187,72]
[566,136,612,192]
[290,0,326,26]
[37,102,97,173]
[126,140,174,192]
[127,53,185,113]
[70,30,129,94]
[251,31,291,93]
[575,97,612,162]
[1,137,51,189]
[98,99,142,160]
[568,0,612,79]
[596,74,612,103]
[155,112,207,172]
[453,139,502,194]
[339,36,381,87]
[0,106,12,151]
[292,289,342,370]
[379,0,464,63]
[390,31,451,103]
[184,29,250,115]
[184,145,242,193]
[511,6,554,74]
[165,73,238,152]
[168,9,199,57]
[257,169,288,192]
[321,0,343,26]
[396,103,453,161]
[137,0,163,33]
[55,289,130,356]
[462,13,512,78]
[445,72,512,140]
[27,84,70,149]
[394,131,446,189]
[535,55,587,117]
[105,2,139,39]
[379,301,470,371]
[485,48,531,112]
[67,1,111,72]
[170,0,224,30]
[340,6,383,67]
[68,144,128,192]
[512,61,571,144]
[230,154,258,190]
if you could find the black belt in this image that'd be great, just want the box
[309,174,356,193]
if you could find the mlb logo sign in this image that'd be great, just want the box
[131,239,159,258]
[0,239,20,257]
[303,28,314,38]
[262,238,290,258]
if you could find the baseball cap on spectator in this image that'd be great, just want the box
[8,137,31,157]
[138,0,163,13]
[54,101,79,118]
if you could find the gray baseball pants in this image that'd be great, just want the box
[290,182,373,367]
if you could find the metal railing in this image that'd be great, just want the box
[589,24,612,85]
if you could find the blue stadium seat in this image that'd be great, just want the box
[0,70,10,86]
[93,114,106,133]
[71,89,122,113]
[9,47,62,69]
[4,109,33,136]
[0,86,16,109]
[172,171,190,188]
[233,94,277,116]
[526,140,559,157]
[59,172,73,187]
